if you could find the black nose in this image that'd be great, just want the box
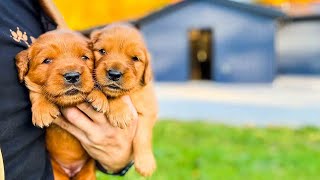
[108,69,122,81]
[64,72,80,84]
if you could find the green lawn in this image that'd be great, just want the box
[97,120,320,180]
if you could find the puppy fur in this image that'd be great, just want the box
[91,24,158,176]
[16,30,103,179]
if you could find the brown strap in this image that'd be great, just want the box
[38,0,68,29]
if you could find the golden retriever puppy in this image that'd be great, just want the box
[90,24,158,176]
[16,30,107,179]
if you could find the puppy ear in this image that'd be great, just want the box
[15,50,29,82]
[90,29,102,43]
[142,52,152,85]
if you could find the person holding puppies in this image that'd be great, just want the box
[0,0,137,179]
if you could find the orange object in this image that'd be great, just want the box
[53,0,178,30]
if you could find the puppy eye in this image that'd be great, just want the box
[81,55,89,61]
[42,58,52,64]
[132,56,139,61]
[99,49,106,55]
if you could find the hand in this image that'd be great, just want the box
[54,96,138,173]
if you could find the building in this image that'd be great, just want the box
[277,15,320,74]
[134,0,285,82]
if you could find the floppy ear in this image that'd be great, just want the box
[142,52,152,85]
[90,29,102,44]
[15,50,29,82]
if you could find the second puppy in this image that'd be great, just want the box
[90,24,158,177]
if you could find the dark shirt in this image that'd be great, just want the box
[0,0,56,179]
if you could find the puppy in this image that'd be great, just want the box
[16,30,107,179]
[90,24,158,176]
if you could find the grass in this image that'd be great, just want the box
[97,120,320,180]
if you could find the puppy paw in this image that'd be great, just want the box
[108,109,133,129]
[32,102,60,128]
[87,89,108,113]
[134,152,156,177]
[107,97,135,129]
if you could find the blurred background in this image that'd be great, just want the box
[54,0,320,179]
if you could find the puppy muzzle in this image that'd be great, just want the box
[107,69,122,82]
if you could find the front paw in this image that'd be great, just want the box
[87,89,108,113]
[134,152,156,177]
[32,103,60,128]
[108,105,134,129]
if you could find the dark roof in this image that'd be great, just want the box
[281,15,320,23]
[134,0,286,25]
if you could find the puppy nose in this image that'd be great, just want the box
[107,69,122,81]
[64,72,80,84]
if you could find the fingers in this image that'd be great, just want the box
[53,116,88,144]
[61,106,96,133]
[76,103,106,124]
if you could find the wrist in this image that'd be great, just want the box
[97,160,134,176]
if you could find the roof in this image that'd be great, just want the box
[281,15,320,23]
[134,0,286,25]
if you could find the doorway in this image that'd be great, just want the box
[189,28,213,80]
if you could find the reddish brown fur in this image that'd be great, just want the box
[91,24,158,176]
[15,30,99,179]
[91,24,151,98]
[16,30,95,106]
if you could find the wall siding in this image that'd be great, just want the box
[140,1,276,82]
[277,21,320,74]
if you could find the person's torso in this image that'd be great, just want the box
[0,0,56,179]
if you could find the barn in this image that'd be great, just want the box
[134,0,285,82]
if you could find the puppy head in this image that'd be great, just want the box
[91,24,152,97]
[16,30,95,106]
